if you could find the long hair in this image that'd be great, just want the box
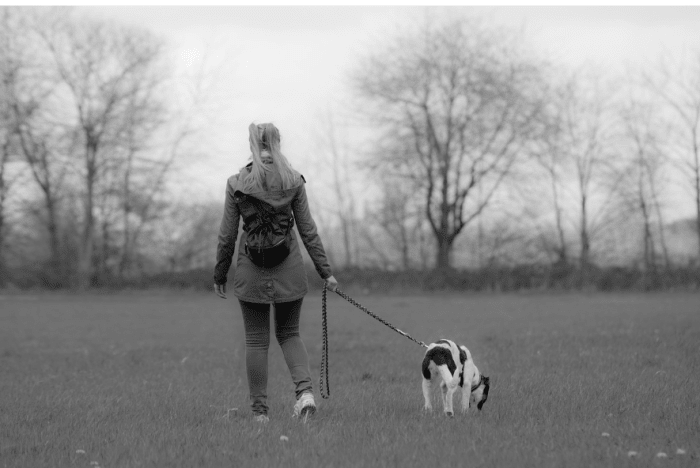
[241,122,301,192]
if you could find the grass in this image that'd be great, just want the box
[0,290,698,467]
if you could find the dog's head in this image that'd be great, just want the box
[473,375,490,410]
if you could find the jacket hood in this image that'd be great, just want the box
[230,156,304,207]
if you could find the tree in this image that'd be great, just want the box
[530,97,572,268]
[644,49,700,263]
[0,47,14,286]
[149,200,221,274]
[552,73,623,286]
[353,17,546,271]
[313,107,360,268]
[366,172,434,270]
[0,7,39,285]
[36,12,169,288]
[618,90,671,287]
[0,9,16,286]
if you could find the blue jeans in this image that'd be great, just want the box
[238,298,313,416]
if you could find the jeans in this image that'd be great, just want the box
[238,298,313,416]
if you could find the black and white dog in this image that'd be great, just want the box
[421,339,490,416]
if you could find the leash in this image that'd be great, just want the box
[320,284,330,399]
[319,284,428,399]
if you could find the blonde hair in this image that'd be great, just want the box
[241,122,301,192]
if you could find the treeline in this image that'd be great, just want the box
[1,8,700,292]
[316,15,700,290]
[8,263,697,293]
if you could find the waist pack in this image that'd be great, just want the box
[234,191,294,269]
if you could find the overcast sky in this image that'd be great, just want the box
[77,5,700,220]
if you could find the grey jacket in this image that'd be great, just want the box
[214,162,333,303]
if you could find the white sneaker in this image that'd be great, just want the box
[254,414,269,423]
[293,392,316,419]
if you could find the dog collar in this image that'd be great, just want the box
[471,374,484,392]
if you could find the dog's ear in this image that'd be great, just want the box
[459,348,467,365]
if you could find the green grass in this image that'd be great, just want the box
[0,291,698,467]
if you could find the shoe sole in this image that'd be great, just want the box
[300,405,316,423]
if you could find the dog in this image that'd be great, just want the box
[421,339,490,416]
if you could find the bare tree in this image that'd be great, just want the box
[366,172,434,270]
[0,8,77,284]
[530,98,571,267]
[35,12,169,288]
[313,108,360,268]
[644,49,700,262]
[10,80,71,281]
[0,9,17,286]
[1,7,61,284]
[373,180,413,270]
[353,17,546,271]
[148,200,221,274]
[618,92,671,286]
[0,126,8,286]
[117,45,213,282]
[552,73,623,286]
[0,63,13,286]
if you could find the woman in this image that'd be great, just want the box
[214,122,338,423]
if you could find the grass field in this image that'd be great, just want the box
[0,290,698,467]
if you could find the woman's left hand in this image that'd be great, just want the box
[214,283,227,299]
[324,275,338,292]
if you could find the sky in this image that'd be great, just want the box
[76,5,700,220]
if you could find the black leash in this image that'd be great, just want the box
[319,285,428,399]
[320,284,330,399]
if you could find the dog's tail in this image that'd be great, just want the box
[421,354,432,380]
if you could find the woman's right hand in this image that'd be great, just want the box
[214,283,227,299]
[324,275,338,292]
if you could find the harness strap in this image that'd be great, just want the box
[470,374,484,392]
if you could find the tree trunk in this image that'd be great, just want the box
[640,184,654,289]
[0,145,6,288]
[118,159,131,280]
[416,218,429,270]
[695,157,700,263]
[579,194,590,288]
[77,200,94,289]
[435,237,453,272]
[648,167,670,276]
[45,196,61,282]
[77,147,96,290]
[340,216,353,268]
[400,220,410,271]
[551,168,568,266]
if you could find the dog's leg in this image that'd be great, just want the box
[444,382,458,417]
[440,381,447,410]
[422,377,433,411]
[437,365,457,417]
[460,383,470,413]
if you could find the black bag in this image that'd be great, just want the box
[234,191,294,269]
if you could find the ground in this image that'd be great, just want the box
[0,290,698,467]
